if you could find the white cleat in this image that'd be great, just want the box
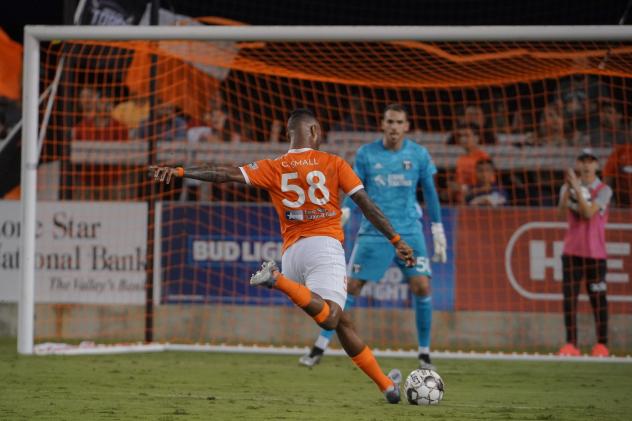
[384,368,402,404]
[298,352,322,367]
[250,261,278,288]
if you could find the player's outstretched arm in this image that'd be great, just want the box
[149,165,246,185]
[350,189,415,266]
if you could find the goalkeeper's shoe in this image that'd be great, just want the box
[558,343,581,357]
[250,261,278,288]
[384,368,402,404]
[299,346,324,367]
[418,353,436,370]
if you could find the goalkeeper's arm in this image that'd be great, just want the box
[419,173,447,263]
[149,164,246,185]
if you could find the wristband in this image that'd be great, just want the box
[390,234,401,245]
[175,167,185,177]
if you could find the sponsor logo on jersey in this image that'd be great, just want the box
[285,210,304,221]
[374,175,387,186]
[285,209,336,221]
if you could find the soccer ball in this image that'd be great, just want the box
[568,186,591,214]
[404,369,445,405]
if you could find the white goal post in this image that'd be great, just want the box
[19,25,632,357]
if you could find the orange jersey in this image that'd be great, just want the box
[240,148,363,252]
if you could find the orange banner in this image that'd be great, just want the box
[455,208,632,314]
[0,28,22,100]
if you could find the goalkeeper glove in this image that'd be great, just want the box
[340,207,351,226]
[431,222,447,263]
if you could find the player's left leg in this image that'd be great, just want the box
[585,257,609,357]
[300,235,393,367]
[399,234,434,369]
[336,311,401,403]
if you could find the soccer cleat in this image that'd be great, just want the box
[298,346,324,367]
[418,353,436,370]
[591,343,609,357]
[249,261,278,288]
[558,343,581,357]
[384,368,402,404]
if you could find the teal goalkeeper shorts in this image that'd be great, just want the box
[347,233,431,282]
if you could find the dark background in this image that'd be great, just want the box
[3,0,631,43]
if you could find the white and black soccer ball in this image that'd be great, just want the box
[404,369,444,405]
[568,185,591,213]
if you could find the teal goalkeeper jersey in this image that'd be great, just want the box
[344,138,439,236]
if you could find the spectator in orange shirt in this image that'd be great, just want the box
[603,144,632,207]
[73,89,128,141]
[448,123,490,204]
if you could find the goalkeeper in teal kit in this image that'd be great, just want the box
[299,104,447,369]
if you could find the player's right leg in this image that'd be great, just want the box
[585,257,609,357]
[250,260,342,329]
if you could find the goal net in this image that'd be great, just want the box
[12,26,632,356]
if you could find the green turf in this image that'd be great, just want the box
[1,338,631,420]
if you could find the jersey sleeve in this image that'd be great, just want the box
[417,146,442,223]
[595,185,613,211]
[239,159,277,189]
[338,157,364,196]
[418,147,438,180]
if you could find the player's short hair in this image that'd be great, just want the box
[383,103,408,119]
[288,108,317,130]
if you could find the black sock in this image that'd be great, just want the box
[309,346,324,358]
[418,353,432,364]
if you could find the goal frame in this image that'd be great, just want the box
[19,25,632,356]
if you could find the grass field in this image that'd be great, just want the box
[1,339,631,420]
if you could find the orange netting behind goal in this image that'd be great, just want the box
[23,38,632,355]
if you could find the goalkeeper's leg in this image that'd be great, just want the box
[409,275,434,369]
[300,279,365,367]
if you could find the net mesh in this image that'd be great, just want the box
[25,36,632,354]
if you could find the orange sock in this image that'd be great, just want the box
[312,302,330,324]
[351,346,393,392]
[274,274,312,308]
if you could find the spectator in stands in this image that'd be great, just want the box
[137,100,187,141]
[73,91,128,141]
[188,109,230,143]
[557,149,612,357]
[465,159,508,207]
[603,144,632,207]
[77,87,99,122]
[331,95,372,131]
[554,57,608,133]
[111,94,150,138]
[447,122,491,204]
[447,105,497,145]
[523,102,580,147]
[587,100,629,147]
